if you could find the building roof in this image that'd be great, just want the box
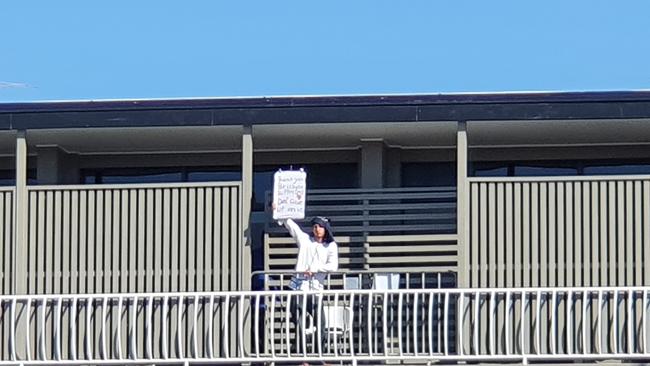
[2,90,650,130]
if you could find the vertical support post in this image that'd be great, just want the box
[241,126,253,290]
[360,139,385,188]
[14,131,28,295]
[36,146,61,184]
[35,146,79,184]
[457,121,469,287]
[14,131,28,360]
[241,126,253,359]
[360,139,384,269]
[456,122,470,356]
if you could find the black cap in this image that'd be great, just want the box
[310,216,335,243]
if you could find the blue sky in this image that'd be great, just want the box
[1,0,649,102]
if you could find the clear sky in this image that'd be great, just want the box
[1,0,649,102]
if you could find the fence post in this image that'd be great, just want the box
[456,121,469,356]
[241,126,253,289]
[456,121,469,287]
[241,126,253,359]
[14,131,28,295]
[14,131,29,360]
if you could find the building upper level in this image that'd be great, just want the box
[2,91,650,365]
[2,90,650,187]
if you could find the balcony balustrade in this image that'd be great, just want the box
[2,286,650,364]
[0,175,648,364]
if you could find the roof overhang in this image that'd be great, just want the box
[3,91,650,131]
[2,91,650,155]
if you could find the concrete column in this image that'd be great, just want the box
[360,139,385,188]
[36,145,79,184]
[241,126,253,290]
[456,122,469,288]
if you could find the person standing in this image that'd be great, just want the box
[282,216,338,290]
[278,216,338,356]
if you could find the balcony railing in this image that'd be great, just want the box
[252,270,457,291]
[2,286,650,364]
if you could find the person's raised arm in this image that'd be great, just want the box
[281,218,309,246]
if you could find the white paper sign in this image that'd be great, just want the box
[272,170,307,220]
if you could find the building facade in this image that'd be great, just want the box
[1,91,650,364]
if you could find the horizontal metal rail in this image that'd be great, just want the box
[468,173,650,183]
[1,287,650,364]
[25,181,242,191]
[252,270,457,291]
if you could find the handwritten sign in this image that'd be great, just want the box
[272,170,307,220]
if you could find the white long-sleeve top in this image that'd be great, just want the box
[282,219,338,291]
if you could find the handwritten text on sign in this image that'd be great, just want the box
[273,170,306,220]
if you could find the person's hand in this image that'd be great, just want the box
[304,271,313,277]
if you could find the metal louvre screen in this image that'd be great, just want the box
[464,177,650,356]
[0,188,14,360]
[265,187,458,273]
[468,178,650,289]
[21,182,243,295]
[0,188,13,295]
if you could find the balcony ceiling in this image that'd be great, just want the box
[18,122,459,154]
[2,118,650,156]
[468,118,650,147]
[253,122,458,150]
[25,126,244,154]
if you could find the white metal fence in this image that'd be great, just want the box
[2,287,650,364]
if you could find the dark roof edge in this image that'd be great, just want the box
[3,90,650,113]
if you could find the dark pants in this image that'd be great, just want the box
[290,292,326,353]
